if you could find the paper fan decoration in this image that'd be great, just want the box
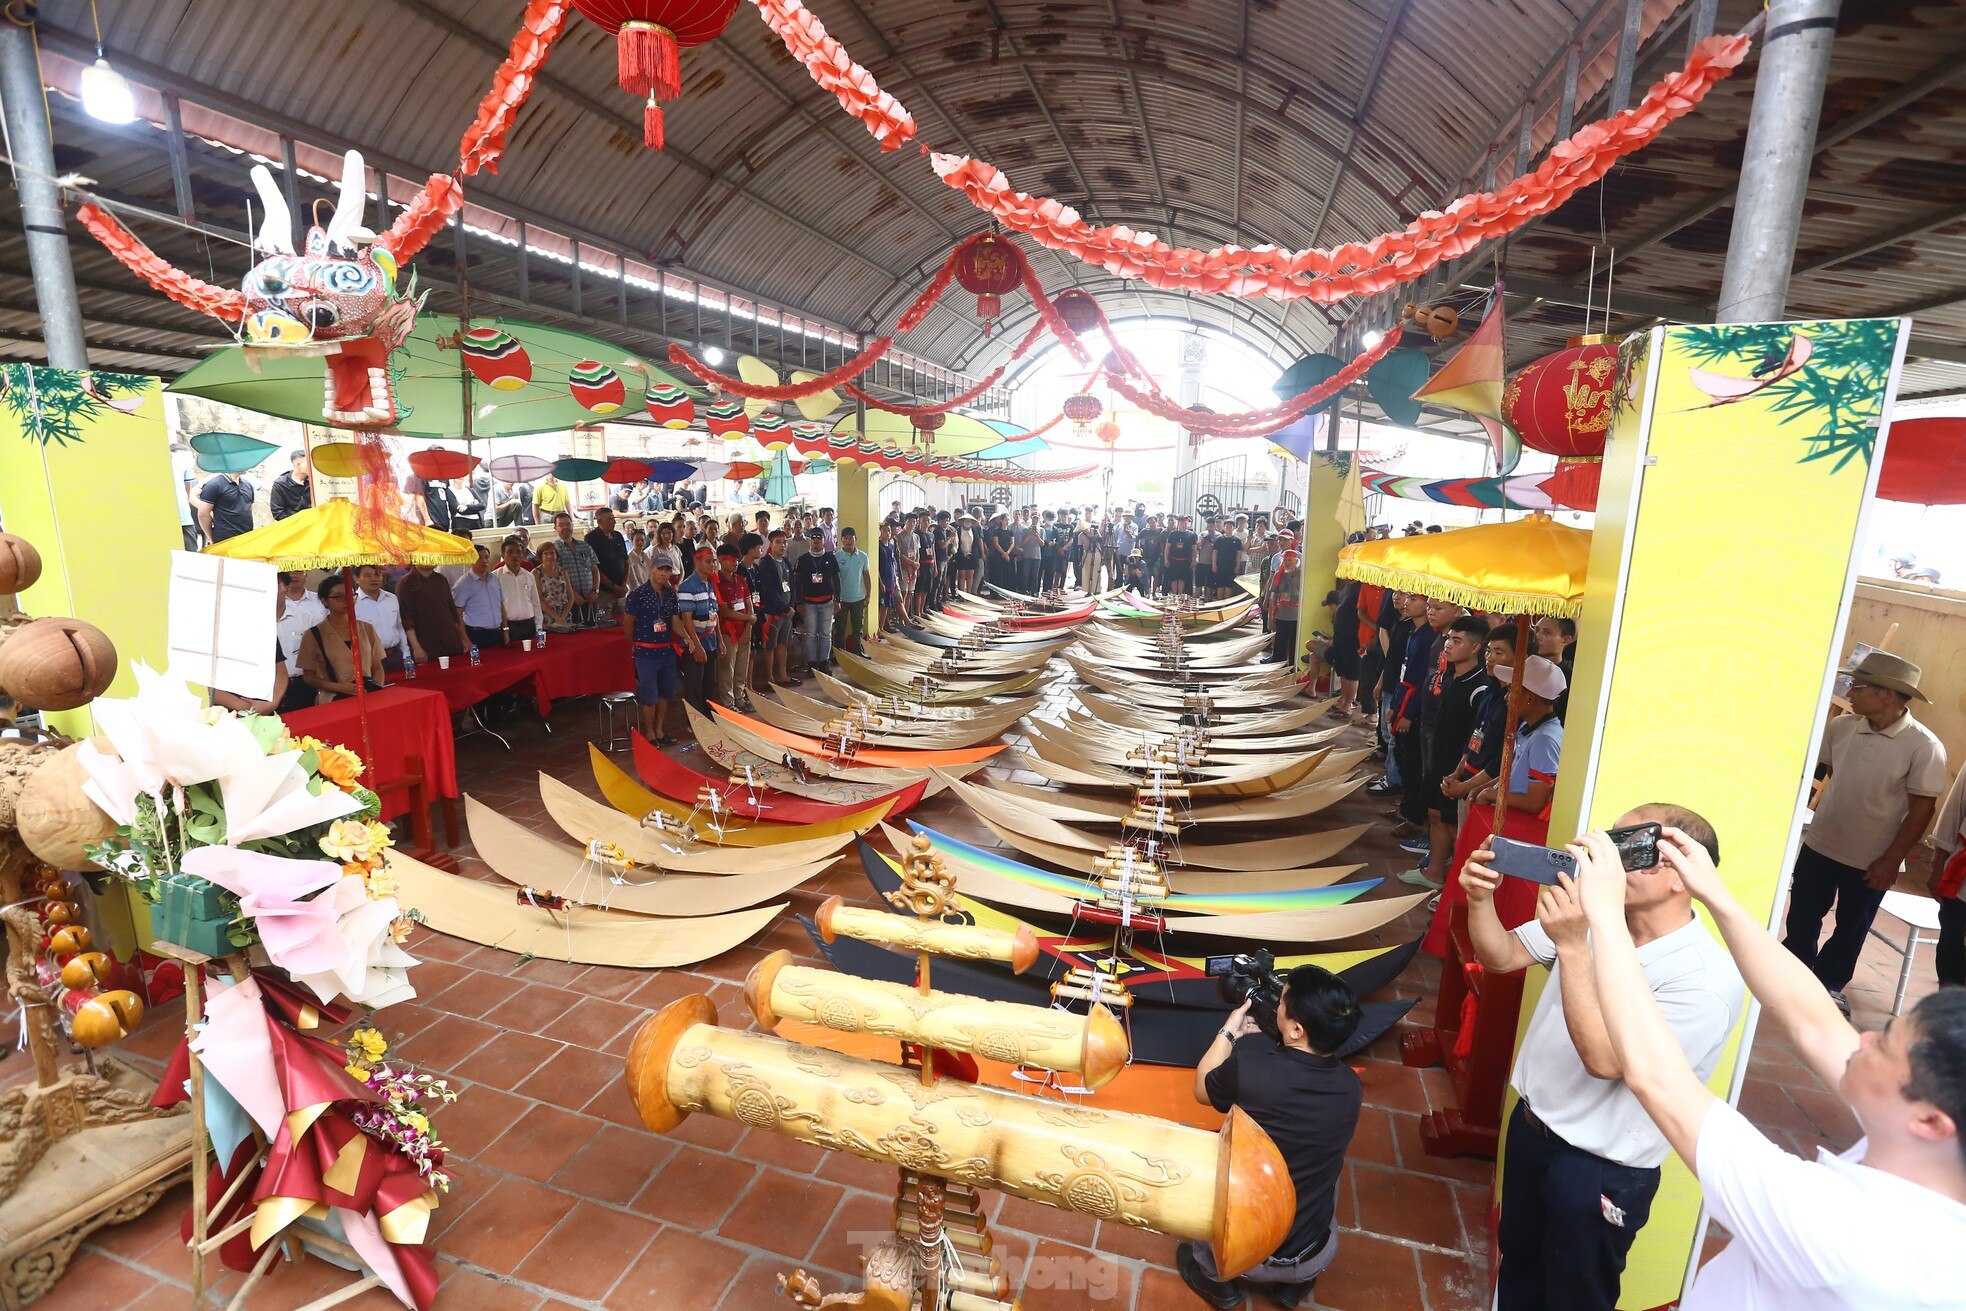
[752,413,791,448]
[788,374,841,422]
[189,431,278,474]
[309,441,368,479]
[645,384,696,428]
[704,400,749,439]
[554,457,610,481]
[568,361,627,414]
[407,449,480,480]
[460,327,534,391]
[736,355,782,420]
[602,458,654,483]
[487,453,556,483]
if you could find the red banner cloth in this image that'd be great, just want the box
[280,687,458,821]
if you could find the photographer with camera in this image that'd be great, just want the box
[1176,961,1363,1310]
[1463,804,1744,1311]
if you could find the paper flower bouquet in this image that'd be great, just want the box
[77,666,416,1009]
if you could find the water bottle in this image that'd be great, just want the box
[403,652,417,680]
[469,644,482,667]
[536,628,547,650]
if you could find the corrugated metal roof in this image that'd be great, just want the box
[14,0,1966,406]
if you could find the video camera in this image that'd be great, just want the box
[1211,949,1285,1045]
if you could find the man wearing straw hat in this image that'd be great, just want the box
[1781,651,1948,1015]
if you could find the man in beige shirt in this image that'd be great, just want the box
[1782,652,1948,1012]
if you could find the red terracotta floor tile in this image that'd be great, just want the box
[438,1177,581,1276]
[994,1191,1099,1250]
[433,969,528,1021]
[513,1199,661,1301]
[429,1264,548,1311]
[435,1083,533,1159]
[497,984,584,1033]
[454,1032,567,1090]
[27,1249,158,1311]
[556,995,644,1049]
[1315,1231,1424,1310]
[632,1143,759,1228]
[801,1187,894,1278]
[476,1102,603,1183]
[549,1121,678,1204]
[1017,1237,1135,1311]
[717,1167,846,1258]
[605,1225,750,1311]
[1419,1245,1488,1311]
[397,1011,501,1071]
[513,1043,629,1110]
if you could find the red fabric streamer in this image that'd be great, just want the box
[74,203,247,322]
[379,175,465,264]
[669,336,892,396]
[458,0,574,176]
[1105,332,1397,437]
[928,35,1751,301]
[751,0,916,151]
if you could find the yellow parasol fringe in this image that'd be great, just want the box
[1335,558,1584,619]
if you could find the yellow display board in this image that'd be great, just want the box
[1294,452,1358,672]
[0,367,181,735]
[835,457,877,635]
[1530,318,1910,1308]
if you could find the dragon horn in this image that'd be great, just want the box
[248,164,294,254]
[323,149,368,250]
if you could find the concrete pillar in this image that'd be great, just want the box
[1715,0,1842,322]
[1172,333,1206,514]
[0,19,89,370]
[835,460,877,638]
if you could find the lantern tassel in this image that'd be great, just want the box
[644,97,665,151]
[619,22,681,101]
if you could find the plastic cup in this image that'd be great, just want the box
[438,656,451,669]
[522,639,533,651]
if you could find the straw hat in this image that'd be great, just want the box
[1849,651,1927,702]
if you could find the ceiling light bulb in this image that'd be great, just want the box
[80,57,138,125]
[703,346,726,366]
[1362,329,1385,349]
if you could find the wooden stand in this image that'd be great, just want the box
[1398,908,1526,1160]
[0,842,191,1309]
[149,942,383,1311]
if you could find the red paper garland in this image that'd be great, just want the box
[751,0,916,150]
[459,0,574,176]
[669,336,893,397]
[924,35,1750,301]
[379,175,465,264]
[74,203,248,321]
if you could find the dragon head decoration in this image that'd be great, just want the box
[77,148,447,430]
[237,152,424,427]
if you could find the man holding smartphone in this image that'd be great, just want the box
[1461,804,1744,1311]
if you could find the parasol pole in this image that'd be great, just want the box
[1490,617,1531,838]
[342,564,379,788]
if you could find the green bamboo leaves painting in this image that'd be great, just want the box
[1672,320,1900,472]
[0,364,152,447]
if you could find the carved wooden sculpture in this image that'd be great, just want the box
[622,835,1296,1308]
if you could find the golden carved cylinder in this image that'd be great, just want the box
[815,895,1039,973]
[625,996,1293,1278]
[744,951,1128,1089]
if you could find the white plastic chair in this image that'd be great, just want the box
[1867,891,1944,1016]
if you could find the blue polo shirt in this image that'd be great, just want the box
[625,583,678,652]
[834,548,870,603]
[676,574,719,651]
[451,570,503,629]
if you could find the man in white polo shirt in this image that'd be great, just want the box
[1783,651,1947,1013]
[353,564,412,671]
[1462,803,1743,1311]
[1574,823,1966,1311]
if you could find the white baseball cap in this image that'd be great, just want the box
[1492,654,1567,701]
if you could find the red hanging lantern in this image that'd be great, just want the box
[571,0,742,150]
[952,235,1026,336]
[1054,290,1103,336]
[1095,419,1121,446]
[1501,335,1617,460]
[1062,392,1103,439]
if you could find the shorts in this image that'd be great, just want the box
[634,650,679,703]
[760,613,794,648]
[1164,565,1193,588]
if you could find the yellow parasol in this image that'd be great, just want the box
[1336,515,1588,619]
[203,498,477,571]
[1337,514,1589,834]
[206,499,476,782]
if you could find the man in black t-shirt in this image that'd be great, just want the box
[195,472,257,543]
[1209,521,1243,600]
[1181,966,1363,1308]
[1404,613,1488,891]
[1161,515,1198,594]
[586,508,630,618]
[1136,517,1165,593]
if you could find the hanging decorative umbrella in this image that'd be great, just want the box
[644,458,698,484]
[722,461,765,481]
[202,499,476,779]
[168,315,700,440]
[189,431,279,474]
[554,457,611,481]
[487,453,558,484]
[601,458,655,484]
[762,449,797,505]
[407,448,481,480]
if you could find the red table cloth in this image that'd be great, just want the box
[527,628,633,714]
[383,645,540,714]
[280,686,458,822]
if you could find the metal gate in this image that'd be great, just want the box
[876,476,929,510]
[1172,455,1275,520]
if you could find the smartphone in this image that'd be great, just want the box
[1489,822,1664,885]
